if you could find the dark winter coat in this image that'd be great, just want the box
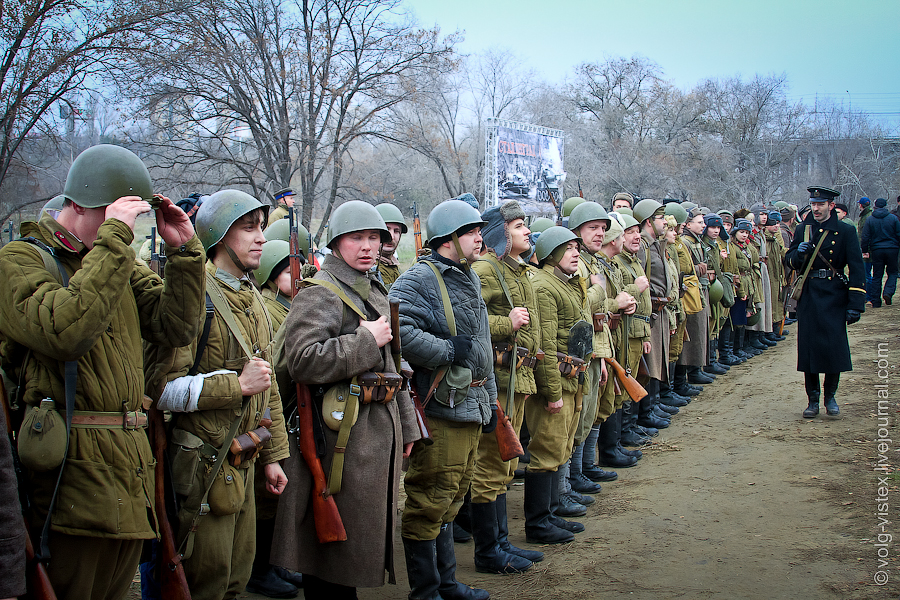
[785,211,866,373]
[860,208,900,252]
[0,397,25,598]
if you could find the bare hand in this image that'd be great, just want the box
[720,249,728,260]
[643,341,652,355]
[509,307,530,331]
[545,398,563,414]
[264,462,288,495]
[238,357,272,396]
[105,196,152,230]
[615,291,635,311]
[697,262,708,277]
[403,442,414,458]
[155,195,196,247]
[590,273,604,287]
[708,270,716,282]
[360,316,392,347]
[634,275,650,293]
[599,359,608,387]
[863,252,870,259]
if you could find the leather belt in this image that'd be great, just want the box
[631,314,651,323]
[470,377,489,388]
[810,269,833,279]
[70,410,148,430]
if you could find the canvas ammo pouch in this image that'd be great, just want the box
[18,399,67,472]
[228,408,273,467]
[171,426,246,517]
[434,365,474,408]
[555,352,586,379]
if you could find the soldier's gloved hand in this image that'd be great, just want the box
[449,335,472,365]
[482,404,498,434]
[797,241,812,254]
[846,309,861,324]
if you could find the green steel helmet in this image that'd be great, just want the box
[325,201,390,249]
[562,197,585,218]
[568,201,610,232]
[614,207,634,218]
[746,310,761,327]
[618,213,640,230]
[41,195,66,219]
[682,201,698,212]
[195,189,269,252]
[664,202,689,225]
[254,240,291,284]
[773,201,789,210]
[708,277,724,304]
[535,225,579,263]
[63,144,153,209]
[425,200,487,246]
[264,218,310,258]
[375,203,408,233]
[632,198,664,223]
[529,217,555,234]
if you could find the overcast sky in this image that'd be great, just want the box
[407,0,900,129]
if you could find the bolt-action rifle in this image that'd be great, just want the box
[289,208,347,543]
[411,202,428,260]
[605,356,648,403]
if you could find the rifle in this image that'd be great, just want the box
[289,208,347,544]
[411,202,427,260]
[390,300,432,445]
[578,179,584,199]
[1,376,57,600]
[605,357,648,403]
[148,227,167,277]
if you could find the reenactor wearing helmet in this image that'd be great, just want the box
[765,210,787,339]
[524,225,592,545]
[389,199,494,600]
[700,213,732,374]
[0,144,206,600]
[677,207,713,386]
[468,200,543,574]
[560,196,585,228]
[269,187,297,223]
[270,201,420,598]
[145,190,290,600]
[663,203,696,403]
[659,214,688,410]
[375,203,409,288]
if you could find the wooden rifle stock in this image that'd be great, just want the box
[493,400,524,462]
[149,405,192,600]
[411,202,427,260]
[390,301,432,445]
[1,375,57,600]
[296,382,347,543]
[606,357,648,402]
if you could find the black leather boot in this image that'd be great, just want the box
[748,330,768,351]
[803,391,820,418]
[470,501,532,574]
[719,326,743,365]
[582,425,618,482]
[620,401,652,446]
[735,327,755,359]
[569,443,602,493]
[758,330,777,346]
[496,494,544,563]
[823,373,840,416]
[453,493,472,543]
[637,394,670,429]
[688,366,714,384]
[549,468,585,532]
[403,537,442,600]
[556,466,588,515]
[436,524,490,600]
[705,340,728,373]
[612,410,642,459]
[524,471,573,544]
[599,409,638,467]
[673,365,700,397]
[247,517,299,598]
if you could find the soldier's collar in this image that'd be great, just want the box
[211,264,247,291]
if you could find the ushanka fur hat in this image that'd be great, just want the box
[480,201,527,258]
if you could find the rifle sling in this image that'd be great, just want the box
[423,261,458,406]
[485,258,518,417]
[792,227,830,302]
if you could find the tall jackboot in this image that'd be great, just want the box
[748,329,768,351]
[470,501,532,574]
[569,443,602,493]
[436,524,490,600]
[246,517,299,599]
[768,323,785,341]
[613,409,642,459]
[661,361,689,406]
[758,330,777,347]
[582,425,618,482]
[735,327,756,359]
[823,373,841,416]
[496,493,544,563]
[803,372,820,418]
[704,339,728,373]
[549,468,584,533]
[688,366,714,384]
[637,380,670,429]
[620,401,652,446]
[719,325,743,365]
[599,409,638,467]
[523,471,573,544]
[403,537,442,600]
[673,365,700,397]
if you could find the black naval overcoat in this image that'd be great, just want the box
[784,209,865,373]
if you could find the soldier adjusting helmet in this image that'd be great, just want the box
[63,144,153,209]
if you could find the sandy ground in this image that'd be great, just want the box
[133,303,900,600]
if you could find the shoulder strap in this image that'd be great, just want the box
[793,230,831,298]
[188,294,216,376]
[424,262,456,336]
[303,278,368,322]
[204,272,254,359]
[487,259,516,311]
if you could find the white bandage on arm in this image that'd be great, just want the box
[158,370,233,412]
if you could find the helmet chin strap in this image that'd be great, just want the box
[452,232,469,270]
[223,243,252,274]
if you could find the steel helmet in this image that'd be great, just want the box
[568,202,610,232]
[196,189,269,252]
[618,213,640,230]
[375,203,408,233]
[632,198,664,224]
[682,201,698,212]
[746,310,761,327]
[41,195,66,219]
[562,197,585,218]
[63,144,153,209]
[254,240,291,284]
[264,217,310,258]
[425,200,487,246]
[325,201,390,249]
[535,225,579,263]
[708,277,724,304]
[664,202,689,225]
[614,207,634,218]
[529,217,555,234]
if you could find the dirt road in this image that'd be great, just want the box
[173,305,900,599]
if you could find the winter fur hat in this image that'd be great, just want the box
[457,193,480,210]
[704,213,729,240]
[480,200,527,258]
[733,207,751,220]
[749,203,766,218]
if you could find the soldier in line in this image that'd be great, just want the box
[390,200,494,600]
[700,213,733,373]
[0,144,206,600]
[469,200,543,573]
[146,190,290,600]
[729,219,760,361]
[785,187,866,418]
[663,204,697,401]
[375,203,408,289]
[269,187,297,223]
[764,211,787,339]
[660,215,686,414]
[611,192,635,211]
[677,208,713,387]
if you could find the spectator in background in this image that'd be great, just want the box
[856,197,875,305]
[834,203,854,226]
[860,198,900,307]
[891,195,900,221]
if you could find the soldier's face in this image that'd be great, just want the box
[613,199,631,210]
[605,234,625,255]
[686,215,705,235]
[274,267,292,296]
[734,230,749,243]
[811,201,833,223]
[723,222,733,233]
[558,240,581,275]
[758,213,768,226]
[457,227,483,262]
[283,194,296,208]
[383,223,402,254]
[578,219,607,253]
[507,219,532,256]
[222,213,267,271]
[623,226,641,252]
[706,226,721,240]
[336,229,383,272]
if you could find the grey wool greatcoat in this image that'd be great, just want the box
[271,254,421,588]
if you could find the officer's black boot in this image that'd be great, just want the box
[582,425,618,482]
[598,410,638,467]
[523,470,573,544]
[496,493,544,562]
[436,524,490,600]
[569,443,602,493]
[470,501,532,574]
[719,326,743,365]
[402,537,442,600]
[823,373,841,416]
[620,401,652,446]
[803,373,820,418]
[673,365,700,397]
[246,518,299,598]
[637,380,670,429]
[688,366,715,384]
[613,409,642,459]
[549,469,584,533]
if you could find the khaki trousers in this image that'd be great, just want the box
[47,533,144,600]
[524,390,578,472]
[471,392,527,503]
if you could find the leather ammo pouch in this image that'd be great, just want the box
[358,372,403,404]
[592,312,609,332]
[492,343,535,370]
[555,352,586,379]
[608,314,622,331]
[228,408,273,467]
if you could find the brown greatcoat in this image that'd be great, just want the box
[272,254,420,588]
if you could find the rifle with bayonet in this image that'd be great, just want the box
[148,226,167,277]
[289,208,347,544]
[411,202,428,260]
